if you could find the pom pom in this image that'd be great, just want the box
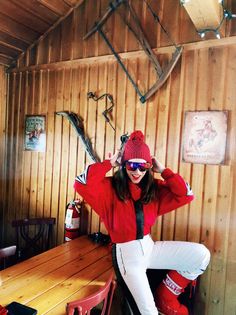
[129,130,144,145]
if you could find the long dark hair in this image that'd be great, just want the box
[111,165,158,203]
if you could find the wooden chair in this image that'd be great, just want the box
[12,217,56,261]
[66,273,117,315]
[0,245,16,270]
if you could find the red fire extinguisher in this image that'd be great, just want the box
[0,305,8,315]
[65,199,81,242]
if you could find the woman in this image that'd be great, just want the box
[74,130,210,315]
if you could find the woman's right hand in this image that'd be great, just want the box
[108,149,121,167]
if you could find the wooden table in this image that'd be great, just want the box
[0,236,113,315]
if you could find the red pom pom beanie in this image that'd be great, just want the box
[122,130,152,163]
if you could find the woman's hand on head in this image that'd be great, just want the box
[108,149,121,167]
[152,156,165,173]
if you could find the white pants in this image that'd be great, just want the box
[112,234,210,315]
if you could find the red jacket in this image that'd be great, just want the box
[74,160,194,243]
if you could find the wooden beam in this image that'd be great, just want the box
[9,35,236,73]
[182,0,223,30]
[0,45,20,58]
[63,0,85,6]
[0,55,13,66]
[0,1,50,34]
[11,0,58,25]
[0,41,23,53]
[0,31,28,51]
[37,0,71,16]
[13,0,86,68]
[0,12,40,43]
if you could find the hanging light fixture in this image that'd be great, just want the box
[180,0,236,39]
[180,0,191,4]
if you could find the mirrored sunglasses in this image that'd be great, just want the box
[125,161,151,172]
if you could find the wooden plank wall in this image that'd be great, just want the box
[1,1,236,314]
[0,65,7,246]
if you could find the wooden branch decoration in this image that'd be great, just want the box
[56,111,100,163]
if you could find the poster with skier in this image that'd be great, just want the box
[182,111,228,165]
[24,115,46,152]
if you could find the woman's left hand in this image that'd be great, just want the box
[152,156,165,173]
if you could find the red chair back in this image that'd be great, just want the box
[66,273,116,315]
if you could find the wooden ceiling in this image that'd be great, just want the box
[0,0,85,68]
[1,0,235,69]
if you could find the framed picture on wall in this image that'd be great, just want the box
[24,115,46,152]
[182,110,228,165]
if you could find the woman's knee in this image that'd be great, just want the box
[196,244,211,270]
[179,244,211,279]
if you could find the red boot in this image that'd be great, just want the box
[155,271,192,315]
